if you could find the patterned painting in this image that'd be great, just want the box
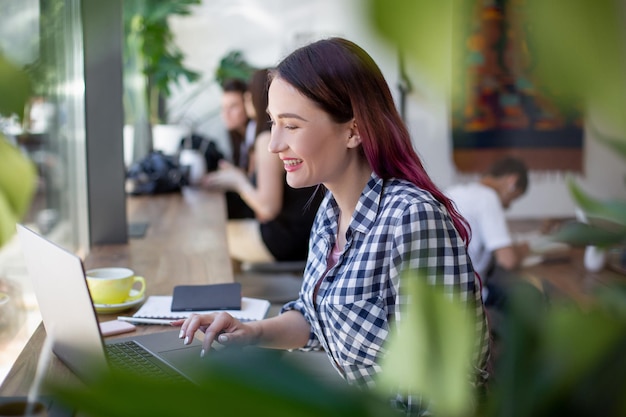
[451,0,583,173]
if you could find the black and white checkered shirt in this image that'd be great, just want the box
[282,172,490,411]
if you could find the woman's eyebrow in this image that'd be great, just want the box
[268,111,309,122]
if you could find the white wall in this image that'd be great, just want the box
[169,0,626,220]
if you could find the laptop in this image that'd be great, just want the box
[16,223,212,384]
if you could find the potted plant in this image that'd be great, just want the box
[123,0,201,165]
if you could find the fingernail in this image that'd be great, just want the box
[179,329,185,339]
[200,349,205,358]
[184,336,190,345]
[218,334,228,343]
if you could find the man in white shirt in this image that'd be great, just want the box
[446,156,530,305]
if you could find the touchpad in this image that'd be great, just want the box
[158,346,213,383]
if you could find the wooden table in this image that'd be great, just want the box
[508,218,626,305]
[0,187,233,396]
[520,247,626,306]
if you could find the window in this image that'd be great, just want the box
[0,0,89,383]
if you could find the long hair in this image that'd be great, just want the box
[272,37,470,244]
[221,78,249,167]
[248,68,272,138]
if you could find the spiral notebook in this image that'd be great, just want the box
[133,295,271,322]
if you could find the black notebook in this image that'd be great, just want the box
[171,283,242,311]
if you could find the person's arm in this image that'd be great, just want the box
[173,309,310,356]
[237,132,284,222]
[202,132,284,222]
[493,241,530,270]
[476,189,529,271]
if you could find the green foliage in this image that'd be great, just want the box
[525,0,626,134]
[370,1,626,416]
[550,177,626,248]
[214,50,256,86]
[482,282,626,417]
[377,272,476,417]
[123,0,201,124]
[368,0,472,99]
[521,0,626,249]
[46,279,626,417]
[49,348,394,417]
[0,55,32,121]
[0,135,37,247]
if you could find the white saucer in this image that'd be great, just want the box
[94,289,145,314]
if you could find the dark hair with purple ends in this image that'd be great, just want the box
[272,37,471,244]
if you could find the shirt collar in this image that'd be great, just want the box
[317,172,385,242]
[351,171,384,234]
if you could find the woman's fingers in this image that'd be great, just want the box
[200,312,236,355]
[177,314,209,345]
[175,312,245,357]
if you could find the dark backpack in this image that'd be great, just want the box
[125,151,189,195]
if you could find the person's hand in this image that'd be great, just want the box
[171,312,259,357]
[201,160,248,192]
[516,241,531,260]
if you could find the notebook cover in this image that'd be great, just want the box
[171,283,242,311]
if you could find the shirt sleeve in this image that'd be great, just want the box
[280,299,322,351]
[390,199,478,315]
[477,191,513,252]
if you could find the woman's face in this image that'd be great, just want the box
[220,91,248,132]
[267,77,354,189]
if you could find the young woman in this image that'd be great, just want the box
[178,38,490,414]
[203,69,322,262]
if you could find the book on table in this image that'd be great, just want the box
[133,295,271,322]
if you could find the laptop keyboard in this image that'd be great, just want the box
[105,340,187,383]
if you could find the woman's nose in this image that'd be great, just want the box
[268,131,285,154]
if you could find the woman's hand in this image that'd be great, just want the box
[201,160,249,192]
[171,312,260,357]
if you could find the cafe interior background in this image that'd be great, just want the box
[1,0,626,385]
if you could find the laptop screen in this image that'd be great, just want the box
[16,224,109,381]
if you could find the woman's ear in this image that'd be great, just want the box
[347,121,361,148]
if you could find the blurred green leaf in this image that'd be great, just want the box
[484,282,626,417]
[376,271,475,417]
[526,0,626,134]
[590,124,626,163]
[214,50,256,86]
[368,0,474,99]
[567,178,626,228]
[0,55,32,120]
[550,221,625,248]
[49,348,392,417]
[123,0,201,124]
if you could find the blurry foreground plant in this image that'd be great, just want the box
[377,275,477,417]
[523,0,626,251]
[480,282,626,417]
[49,344,394,417]
[369,0,626,415]
[47,276,626,417]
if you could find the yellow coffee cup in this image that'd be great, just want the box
[85,267,146,305]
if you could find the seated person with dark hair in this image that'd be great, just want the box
[446,156,530,307]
